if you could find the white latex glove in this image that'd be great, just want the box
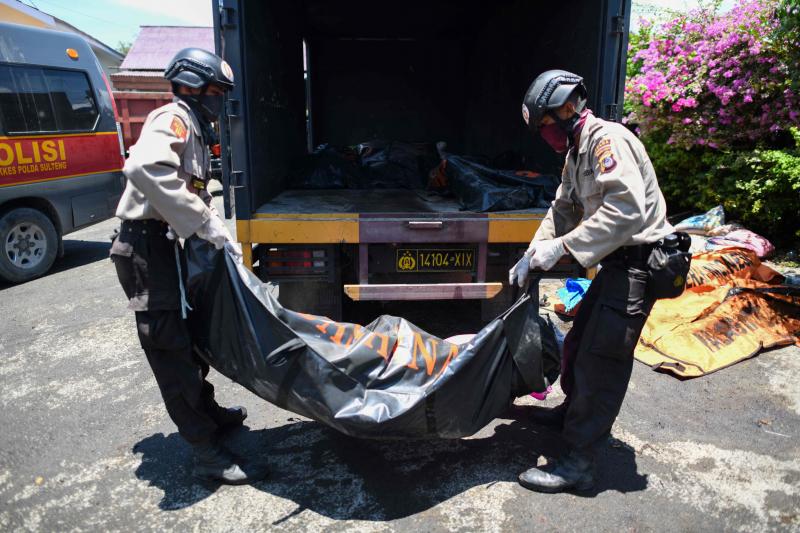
[529,238,566,271]
[224,240,243,263]
[195,215,233,250]
[509,244,536,287]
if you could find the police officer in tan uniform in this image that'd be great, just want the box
[111,48,267,485]
[510,70,674,493]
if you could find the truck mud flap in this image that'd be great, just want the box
[184,237,561,439]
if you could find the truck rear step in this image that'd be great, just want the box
[344,282,502,301]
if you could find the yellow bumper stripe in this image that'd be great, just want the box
[487,213,545,243]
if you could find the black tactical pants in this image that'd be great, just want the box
[559,259,656,453]
[111,220,220,445]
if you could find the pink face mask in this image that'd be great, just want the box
[539,122,569,153]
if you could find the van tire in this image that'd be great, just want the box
[0,207,59,284]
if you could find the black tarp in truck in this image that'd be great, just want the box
[213,0,631,320]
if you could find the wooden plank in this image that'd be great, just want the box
[343,282,502,301]
[112,91,173,150]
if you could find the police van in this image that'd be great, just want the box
[0,22,124,283]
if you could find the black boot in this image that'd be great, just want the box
[192,441,268,485]
[213,405,248,433]
[518,451,595,493]
[525,400,569,429]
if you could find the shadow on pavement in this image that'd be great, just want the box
[133,415,647,520]
[53,239,111,273]
[0,239,111,291]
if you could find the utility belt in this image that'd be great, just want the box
[120,219,169,237]
[606,233,692,299]
[118,219,192,318]
[604,243,655,264]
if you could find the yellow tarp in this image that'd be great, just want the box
[635,248,800,378]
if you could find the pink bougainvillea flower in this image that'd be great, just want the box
[625,0,793,149]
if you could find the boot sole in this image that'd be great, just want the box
[518,477,594,494]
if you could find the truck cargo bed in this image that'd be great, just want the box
[237,188,548,248]
[254,189,548,215]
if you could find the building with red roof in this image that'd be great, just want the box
[111,26,213,150]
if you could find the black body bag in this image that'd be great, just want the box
[183,238,562,439]
[647,232,692,299]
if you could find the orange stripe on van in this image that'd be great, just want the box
[0,132,122,187]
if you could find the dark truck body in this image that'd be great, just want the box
[214,0,632,319]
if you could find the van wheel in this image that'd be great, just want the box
[0,208,59,283]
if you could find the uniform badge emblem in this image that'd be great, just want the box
[594,138,617,173]
[599,154,617,173]
[170,116,188,141]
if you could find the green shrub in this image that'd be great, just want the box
[645,128,800,245]
[626,0,800,245]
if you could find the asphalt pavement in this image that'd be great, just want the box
[1,194,799,532]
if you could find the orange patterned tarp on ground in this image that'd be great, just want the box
[634,248,800,378]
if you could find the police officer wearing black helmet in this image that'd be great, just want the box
[112,48,268,484]
[511,70,676,493]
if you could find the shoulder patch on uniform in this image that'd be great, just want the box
[594,137,617,174]
[170,116,188,141]
[595,138,611,151]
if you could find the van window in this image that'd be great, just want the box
[43,69,99,131]
[0,65,57,133]
[0,66,25,132]
[0,64,98,134]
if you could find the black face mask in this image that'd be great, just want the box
[545,99,587,151]
[178,90,224,123]
[176,94,221,149]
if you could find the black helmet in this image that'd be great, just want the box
[164,48,234,91]
[522,69,587,133]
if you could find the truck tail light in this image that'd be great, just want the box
[270,249,311,269]
[263,247,332,280]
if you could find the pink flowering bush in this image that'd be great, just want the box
[627,0,797,149]
[625,0,800,244]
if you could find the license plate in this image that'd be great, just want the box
[396,248,475,272]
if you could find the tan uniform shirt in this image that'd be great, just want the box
[115,99,216,238]
[534,113,674,267]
